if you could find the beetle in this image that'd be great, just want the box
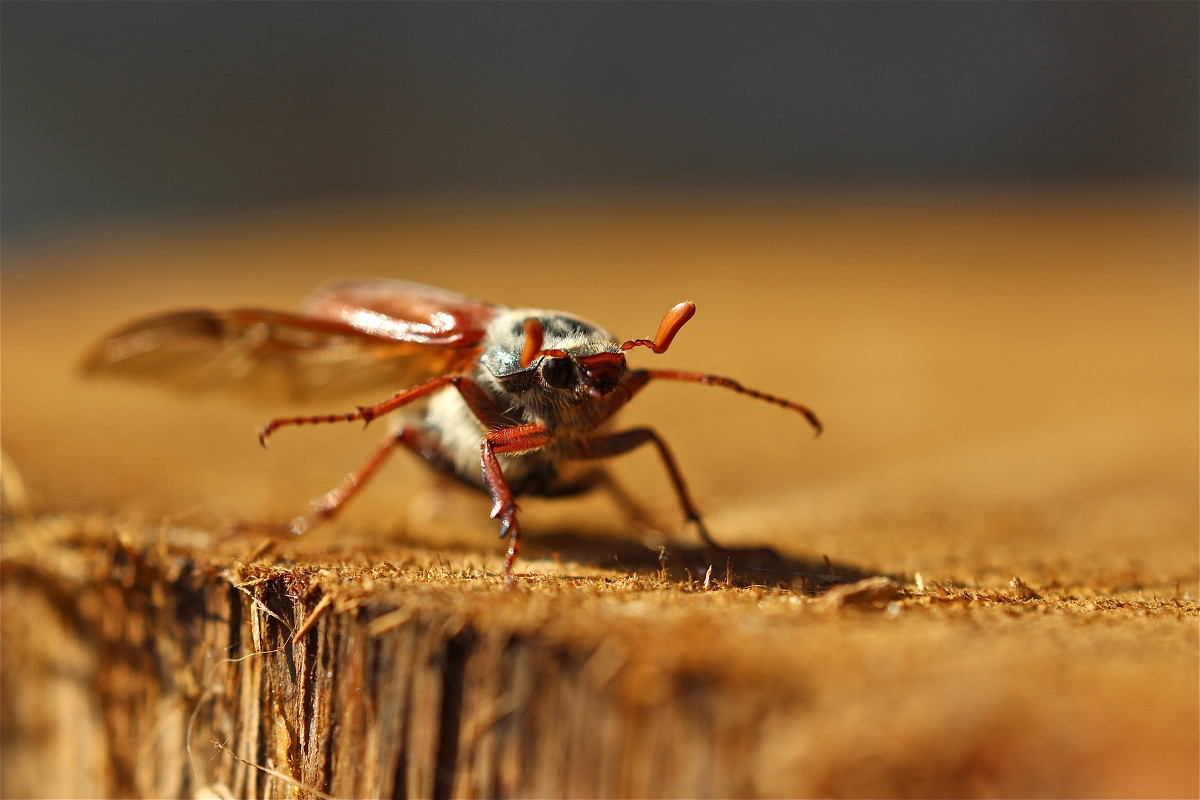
[84,279,821,578]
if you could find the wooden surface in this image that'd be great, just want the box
[2,190,1197,798]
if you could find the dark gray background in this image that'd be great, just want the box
[3,1,1196,238]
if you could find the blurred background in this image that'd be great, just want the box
[3,1,1196,240]
[0,1,1195,571]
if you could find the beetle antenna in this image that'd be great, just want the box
[620,301,696,355]
[520,318,545,368]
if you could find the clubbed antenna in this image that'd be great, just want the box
[519,318,545,368]
[620,301,696,355]
[519,317,568,367]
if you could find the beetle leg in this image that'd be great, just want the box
[639,369,822,435]
[571,427,723,550]
[588,468,662,534]
[258,374,515,445]
[450,376,520,430]
[290,425,449,534]
[258,374,461,445]
[480,423,553,580]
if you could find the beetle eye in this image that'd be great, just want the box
[540,356,575,389]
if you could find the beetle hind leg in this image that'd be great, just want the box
[586,468,672,544]
[572,427,728,552]
[289,425,440,535]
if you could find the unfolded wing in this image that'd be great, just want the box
[301,279,499,346]
[82,307,482,404]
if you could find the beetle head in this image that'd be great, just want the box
[482,301,698,405]
[482,312,626,401]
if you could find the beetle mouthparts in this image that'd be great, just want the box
[578,351,625,397]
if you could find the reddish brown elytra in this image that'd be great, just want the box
[83,280,822,580]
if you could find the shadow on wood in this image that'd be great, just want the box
[524,529,886,591]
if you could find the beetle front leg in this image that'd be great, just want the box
[258,374,461,444]
[640,369,822,435]
[480,423,553,580]
[259,374,515,445]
